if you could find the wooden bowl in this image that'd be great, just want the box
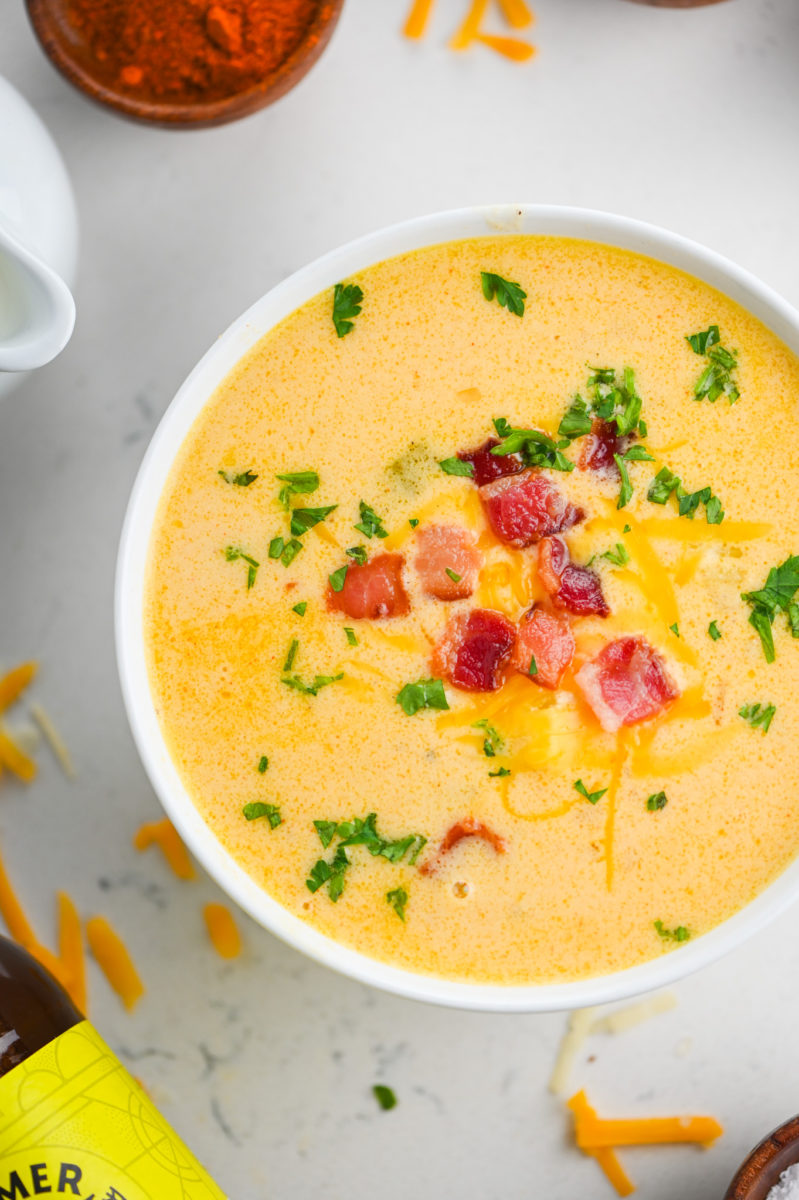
[624,1,729,6]
[25,0,344,129]
[725,1115,799,1200]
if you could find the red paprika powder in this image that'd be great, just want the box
[63,0,328,104]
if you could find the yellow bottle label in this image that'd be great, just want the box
[0,1021,226,1199]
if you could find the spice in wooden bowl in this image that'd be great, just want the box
[25,0,344,128]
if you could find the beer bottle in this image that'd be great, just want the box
[0,935,226,1199]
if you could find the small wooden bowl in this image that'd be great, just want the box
[725,1115,799,1200]
[624,1,729,6]
[25,0,344,129]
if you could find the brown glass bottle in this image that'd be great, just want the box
[0,935,82,1077]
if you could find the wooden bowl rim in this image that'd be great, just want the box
[25,0,344,128]
[725,1114,799,1200]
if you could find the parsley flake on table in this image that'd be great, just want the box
[739,702,777,734]
[686,325,740,404]
[354,501,389,539]
[332,282,363,338]
[646,791,668,811]
[574,779,608,805]
[742,555,799,662]
[276,470,319,509]
[654,920,690,943]
[396,678,449,716]
[480,271,527,317]
[373,1084,398,1111]
[218,468,258,487]
[242,802,282,828]
[386,887,408,922]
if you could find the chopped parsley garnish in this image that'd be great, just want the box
[557,395,593,441]
[292,601,307,616]
[332,282,363,338]
[584,366,644,437]
[669,623,680,638]
[613,453,633,509]
[257,755,269,773]
[224,546,259,589]
[574,778,608,805]
[344,627,358,646]
[307,846,350,901]
[386,888,408,922]
[739,702,776,733]
[489,766,511,778]
[329,565,348,592]
[445,567,462,582]
[242,802,282,828]
[283,638,299,671]
[346,545,368,565]
[480,271,527,317]
[654,920,690,943]
[396,678,449,716]
[600,543,630,567]
[313,820,339,849]
[490,423,574,473]
[472,719,503,757]
[647,467,724,525]
[708,620,722,641]
[282,673,343,697]
[268,537,284,559]
[280,538,303,567]
[528,654,538,676]
[742,555,799,662]
[276,470,319,509]
[373,1084,398,1110]
[219,468,257,487]
[646,791,668,811]
[354,501,389,539]
[623,524,632,534]
[439,456,475,477]
[408,518,419,528]
[290,504,337,537]
[686,326,740,404]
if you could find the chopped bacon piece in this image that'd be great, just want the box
[537,536,610,618]
[326,554,409,619]
[432,609,516,692]
[579,419,634,477]
[513,605,575,689]
[479,469,584,548]
[420,817,507,875]
[457,437,524,487]
[414,524,482,601]
[575,636,680,732]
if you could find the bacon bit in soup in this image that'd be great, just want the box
[326,554,410,619]
[420,817,507,875]
[513,606,574,688]
[575,636,679,732]
[537,536,610,617]
[432,609,516,692]
[457,437,524,486]
[579,419,634,478]
[479,469,584,547]
[414,524,482,599]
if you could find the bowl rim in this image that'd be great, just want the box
[25,0,344,128]
[116,203,799,1012]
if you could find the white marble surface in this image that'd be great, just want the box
[2,0,799,1196]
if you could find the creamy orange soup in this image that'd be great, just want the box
[145,236,799,984]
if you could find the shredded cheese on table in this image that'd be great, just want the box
[548,1006,598,1095]
[58,891,87,1013]
[204,903,242,959]
[30,703,76,779]
[568,1091,635,1197]
[591,991,678,1035]
[0,726,37,783]
[576,1111,723,1149]
[86,916,144,1011]
[403,0,435,37]
[133,818,195,880]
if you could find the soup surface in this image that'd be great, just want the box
[145,236,799,984]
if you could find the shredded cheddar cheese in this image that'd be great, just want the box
[567,1091,635,1197]
[497,0,533,27]
[576,1109,723,1149]
[0,727,37,783]
[0,663,37,712]
[58,891,87,1013]
[450,0,489,47]
[30,702,76,779]
[86,916,144,1011]
[133,818,195,880]
[203,902,242,959]
[474,32,535,60]
[591,992,677,1035]
[403,0,435,37]
[548,1006,598,1095]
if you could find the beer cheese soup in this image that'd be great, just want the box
[145,236,799,984]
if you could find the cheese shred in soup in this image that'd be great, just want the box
[144,236,799,985]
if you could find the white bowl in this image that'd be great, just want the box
[116,204,799,1012]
